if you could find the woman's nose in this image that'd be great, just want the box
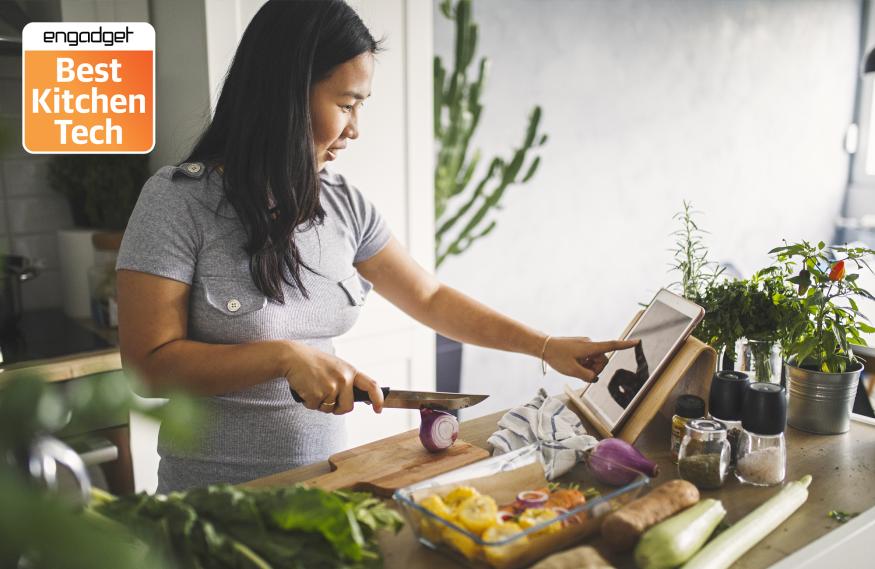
[344,113,359,140]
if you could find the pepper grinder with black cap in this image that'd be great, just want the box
[736,382,788,486]
[708,370,750,466]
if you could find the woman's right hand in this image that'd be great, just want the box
[280,341,384,415]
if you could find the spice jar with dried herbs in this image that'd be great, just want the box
[671,394,705,463]
[677,419,730,489]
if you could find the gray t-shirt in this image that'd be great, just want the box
[116,162,391,492]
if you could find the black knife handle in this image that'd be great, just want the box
[354,386,391,403]
[290,386,390,404]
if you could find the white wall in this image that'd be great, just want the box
[433,0,862,418]
[150,0,211,171]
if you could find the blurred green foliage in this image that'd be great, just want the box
[47,154,149,230]
[0,372,201,568]
[434,0,547,267]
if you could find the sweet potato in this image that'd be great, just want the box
[600,479,700,551]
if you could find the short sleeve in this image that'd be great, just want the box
[345,182,391,264]
[116,172,201,284]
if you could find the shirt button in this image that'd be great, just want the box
[227,299,241,312]
[186,163,202,174]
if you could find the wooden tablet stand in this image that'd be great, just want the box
[564,332,717,444]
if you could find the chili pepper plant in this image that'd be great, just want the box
[759,241,875,373]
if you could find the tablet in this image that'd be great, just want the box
[580,288,704,435]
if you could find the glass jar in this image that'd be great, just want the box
[740,339,781,384]
[714,418,743,467]
[670,395,705,463]
[677,419,730,489]
[736,382,788,486]
[708,370,750,468]
[735,431,786,486]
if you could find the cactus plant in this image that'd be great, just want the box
[434,0,547,267]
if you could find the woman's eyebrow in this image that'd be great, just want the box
[340,91,371,100]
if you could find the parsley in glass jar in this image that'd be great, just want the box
[678,419,730,489]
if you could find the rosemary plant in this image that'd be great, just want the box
[668,201,723,300]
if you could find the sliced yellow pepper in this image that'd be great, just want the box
[518,508,561,537]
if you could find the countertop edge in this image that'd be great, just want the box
[0,347,122,383]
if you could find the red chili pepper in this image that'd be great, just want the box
[829,260,846,282]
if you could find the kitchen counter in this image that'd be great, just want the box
[246,409,875,568]
[0,312,131,492]
[0,313,120,383]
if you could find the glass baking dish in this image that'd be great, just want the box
[393,443,650,569]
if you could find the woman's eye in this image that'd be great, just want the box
[340,101,364,113]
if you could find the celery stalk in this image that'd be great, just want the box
[683,475,812,569]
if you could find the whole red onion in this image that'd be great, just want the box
[589,438,659,486]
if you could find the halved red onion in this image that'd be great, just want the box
[516,490,549,509]
[419,408,459,452]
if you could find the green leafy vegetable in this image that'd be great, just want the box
[93,484,404,569]
[828,510,859,524]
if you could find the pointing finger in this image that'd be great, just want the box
[586,339,640,354]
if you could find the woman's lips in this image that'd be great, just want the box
[326,146,344,161]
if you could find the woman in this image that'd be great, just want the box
[117,0,636,492]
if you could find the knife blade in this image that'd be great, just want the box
[290,386,488,410]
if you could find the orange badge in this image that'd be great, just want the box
[22,22,154,153]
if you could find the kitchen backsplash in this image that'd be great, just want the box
[0,54,74,311]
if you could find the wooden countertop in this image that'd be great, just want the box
[0,318,120,384]
[248,409,875,569]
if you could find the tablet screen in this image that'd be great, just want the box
[583,298,696,426]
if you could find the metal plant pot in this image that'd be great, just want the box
[785,358,862,435]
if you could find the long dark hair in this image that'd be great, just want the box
[184,0,380,302]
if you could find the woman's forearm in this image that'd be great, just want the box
[422,284,547,358]
[128,339,295,396]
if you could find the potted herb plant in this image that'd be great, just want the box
[666,201,748,370]
[736,273,799,383]
[764,241,875,434]
[691,278,746,369]
[666,202,797,379]
[47,154,149,319]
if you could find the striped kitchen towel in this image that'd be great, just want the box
[487,388,598,480]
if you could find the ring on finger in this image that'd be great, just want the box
[320,400,337,408]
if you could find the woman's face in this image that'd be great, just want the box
[310,52,374,171]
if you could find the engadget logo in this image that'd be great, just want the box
[22,22,154,154]
[41,25,135,47]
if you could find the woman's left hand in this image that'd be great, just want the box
[542,336,639,382]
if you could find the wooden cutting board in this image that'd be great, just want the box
[288,428,490,497]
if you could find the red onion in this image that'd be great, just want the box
[589,438,659,486]
[419,408,459,452]
[516,490,548,509]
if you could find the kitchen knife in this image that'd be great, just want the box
[290,387,488,410]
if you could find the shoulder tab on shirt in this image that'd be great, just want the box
[173,162,206,179]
